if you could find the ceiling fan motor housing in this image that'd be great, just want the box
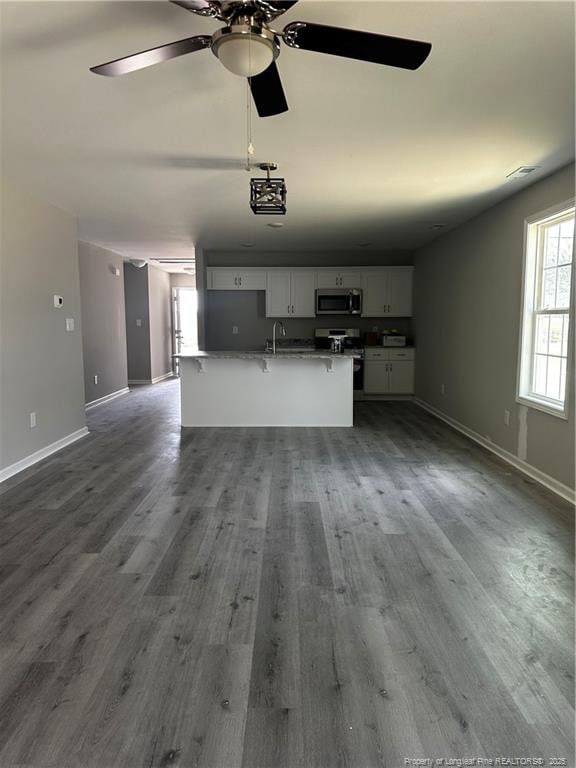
[211,24,280,77]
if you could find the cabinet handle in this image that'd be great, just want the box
[291,305,295,314]
[234,276,237,286]
[239,276,242,286]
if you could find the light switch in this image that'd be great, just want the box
[232,326,239,335]
[66,318,75,332]
[136,319,142,327]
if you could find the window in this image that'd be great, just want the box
[517,201,575,418]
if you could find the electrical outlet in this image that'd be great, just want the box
[504,409,510,426]
[232,326,239,335]
[440,383,445,395]
[53,295,63,308]
[30,411,36,429]
[372,326,378,332]
[93,375,98,385]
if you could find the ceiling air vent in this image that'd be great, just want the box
[506,166,540,180]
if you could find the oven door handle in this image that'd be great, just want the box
[348,292,353,314]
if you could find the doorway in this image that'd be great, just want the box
[172,287,198,374]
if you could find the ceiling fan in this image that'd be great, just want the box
[91,0,432,118]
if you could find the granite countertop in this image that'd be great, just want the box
[174,350,360,360]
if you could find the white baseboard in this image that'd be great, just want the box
[0,427,90,485]
[152,372,174,384]
[128,374,174,386]
[415,398,575,505]
[85,387,130,411]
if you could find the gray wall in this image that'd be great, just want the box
[0,179,86,470]
[79,241,128,404]
[206,250,413,267]
[148,266,172,380]
[413,164,575,490]
[205,291,413,350]
[123,263,151,382]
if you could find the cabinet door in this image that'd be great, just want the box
[209,269,239,290]
[290,271,316,317]
[363,361,390,394]
[361,271,389,316]
[338,271,362,288]
[237,270,266,290]
[387,268,413,316]
[266,271,291,317]
[316,270,341,288]
[388,361,414,394]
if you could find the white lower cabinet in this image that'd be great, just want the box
[266,270,316,317]
[364,348,415,394]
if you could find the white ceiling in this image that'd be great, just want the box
[1,0,574,266]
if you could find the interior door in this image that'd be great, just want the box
[266,271,291,317]
[290,271,316,317]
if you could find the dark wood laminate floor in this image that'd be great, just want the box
[0,379,573,768]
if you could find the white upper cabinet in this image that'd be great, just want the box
[209,269,238,290]
[207,268,266,290]
[266,271,291,317]
[266,270,316,317]
[208,265,412,318]
[316,270,362,289]
[361,267,413,317]
[361,271,389,317]
[290,270,316,317]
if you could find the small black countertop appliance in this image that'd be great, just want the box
[315,328,364,389]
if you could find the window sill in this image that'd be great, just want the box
[516,394,568,420]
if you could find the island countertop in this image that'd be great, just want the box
[174,349,362,360]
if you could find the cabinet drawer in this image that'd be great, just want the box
[364,348,387,360]
[387,348,414,361]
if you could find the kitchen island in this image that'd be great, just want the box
[175,351,355,427]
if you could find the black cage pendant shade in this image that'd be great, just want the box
[250,162,287,215]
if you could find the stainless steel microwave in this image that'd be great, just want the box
[315,288,362,316]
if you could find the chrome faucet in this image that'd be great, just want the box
[272,320,286,354]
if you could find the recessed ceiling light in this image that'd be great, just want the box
[240,242,255,248]
[506,166,540,180]
[267,222,284,229]
[431,224,445,230]
[357,243,370,248]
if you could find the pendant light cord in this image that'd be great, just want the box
[246,25,254,171]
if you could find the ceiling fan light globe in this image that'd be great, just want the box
[215,35,274,77]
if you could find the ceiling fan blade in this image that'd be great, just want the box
[249,62,288,117]
[169,0,221,16]
[90,35,212,76]
[283,21,431,70]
